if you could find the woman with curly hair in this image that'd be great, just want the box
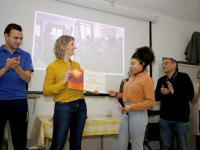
[109,46,155,150]
[43,35,97,150]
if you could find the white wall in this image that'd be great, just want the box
[1,0,200,149]
[152,13,200,87]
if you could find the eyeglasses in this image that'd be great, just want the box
[161,62,173,66]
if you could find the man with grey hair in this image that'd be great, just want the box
[155,58,194,150]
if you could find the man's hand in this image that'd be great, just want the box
[161,85,170,95]
[167,81,174,94]
[63,70,72,85]
[121,105,131,113]
[109,90,117,97]
[0,60,11,78]
[4,60,10,72]
[7,56,20,70]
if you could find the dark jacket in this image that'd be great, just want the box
[185,32,200,63]
[155,72,194,122]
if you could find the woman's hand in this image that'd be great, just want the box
[121,105,131,113]
[109,90,117,96]
[93,90,99,95]
[93,90,99,94]
[85,90,99,94]
[63,70,72,85]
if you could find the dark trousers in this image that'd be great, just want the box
[160,118,189,150]
[0,100,28,150]
[50,99,87,150]
[196,136,200,150]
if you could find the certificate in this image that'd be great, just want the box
[68,67,106,93]
[84,70,106,93]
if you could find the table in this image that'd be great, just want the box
[27,95,40,115]
[31,115,121,150]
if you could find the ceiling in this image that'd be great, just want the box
[102,0,200,24]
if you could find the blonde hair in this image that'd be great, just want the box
[54,35,74,59]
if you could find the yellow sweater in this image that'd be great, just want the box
[43,58,84,103]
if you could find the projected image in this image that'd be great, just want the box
[32,11,74,69]
[32,11,124,75]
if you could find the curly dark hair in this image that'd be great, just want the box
[131,46,155,70]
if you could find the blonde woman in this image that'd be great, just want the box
[190,69,200,150]
[43,35,97,150]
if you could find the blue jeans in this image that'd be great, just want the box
[160,118,189,150]
[50,99,87,150]
[117,102,148,150]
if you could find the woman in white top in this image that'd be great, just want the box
[190,68,200,150]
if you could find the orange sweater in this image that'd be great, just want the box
[116,72,155,111]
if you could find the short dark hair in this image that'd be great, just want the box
[162,57,179,71]
[4,23,22,36]
[131,46,155,70]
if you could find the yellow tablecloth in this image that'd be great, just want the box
[31,115,121,146]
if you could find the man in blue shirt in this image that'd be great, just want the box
[0,23,34,150]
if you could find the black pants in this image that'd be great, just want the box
[196,136,200,150]
[0,100,28,150]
